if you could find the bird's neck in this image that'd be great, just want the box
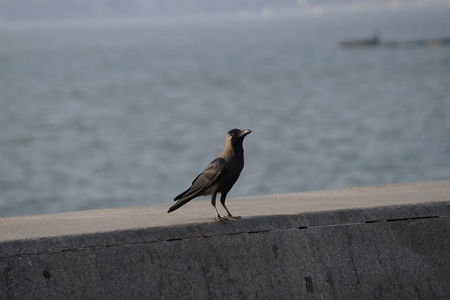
[219,142,244,161]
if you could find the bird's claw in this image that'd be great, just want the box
[213,216,228,222]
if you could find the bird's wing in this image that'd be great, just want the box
[173,158,227,201]
[201,158,227,182]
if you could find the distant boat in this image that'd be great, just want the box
[340,32,380,48]
[384,37,450,48]
[340,33,450,48]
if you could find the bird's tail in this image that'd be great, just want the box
[169,183,203,213]
[167,197,192,213]
[173,188,189,201]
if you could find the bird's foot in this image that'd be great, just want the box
[213,215,228,222]
[225,215,241,220]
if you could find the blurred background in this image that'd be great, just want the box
[1,1,449,218]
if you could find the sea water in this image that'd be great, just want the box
[1,6,449,217]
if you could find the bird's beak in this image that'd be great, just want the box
[239,129,252,138]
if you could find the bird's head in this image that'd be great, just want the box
[226,128,252,145]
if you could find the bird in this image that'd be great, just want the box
[168,128,252,221]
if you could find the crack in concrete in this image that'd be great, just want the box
[0,214,445,260]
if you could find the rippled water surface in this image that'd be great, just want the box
[1,7,449,217]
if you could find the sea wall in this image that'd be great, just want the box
[1,181,450,299]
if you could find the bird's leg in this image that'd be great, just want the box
[220,193,241,220]
[211,193,227,222]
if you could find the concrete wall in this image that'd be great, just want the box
[1,180,450,299]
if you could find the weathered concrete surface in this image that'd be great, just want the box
[1,180,449,299]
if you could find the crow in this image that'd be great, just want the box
[168,128,251,221]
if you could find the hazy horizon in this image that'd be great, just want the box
[1,0,449,23]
